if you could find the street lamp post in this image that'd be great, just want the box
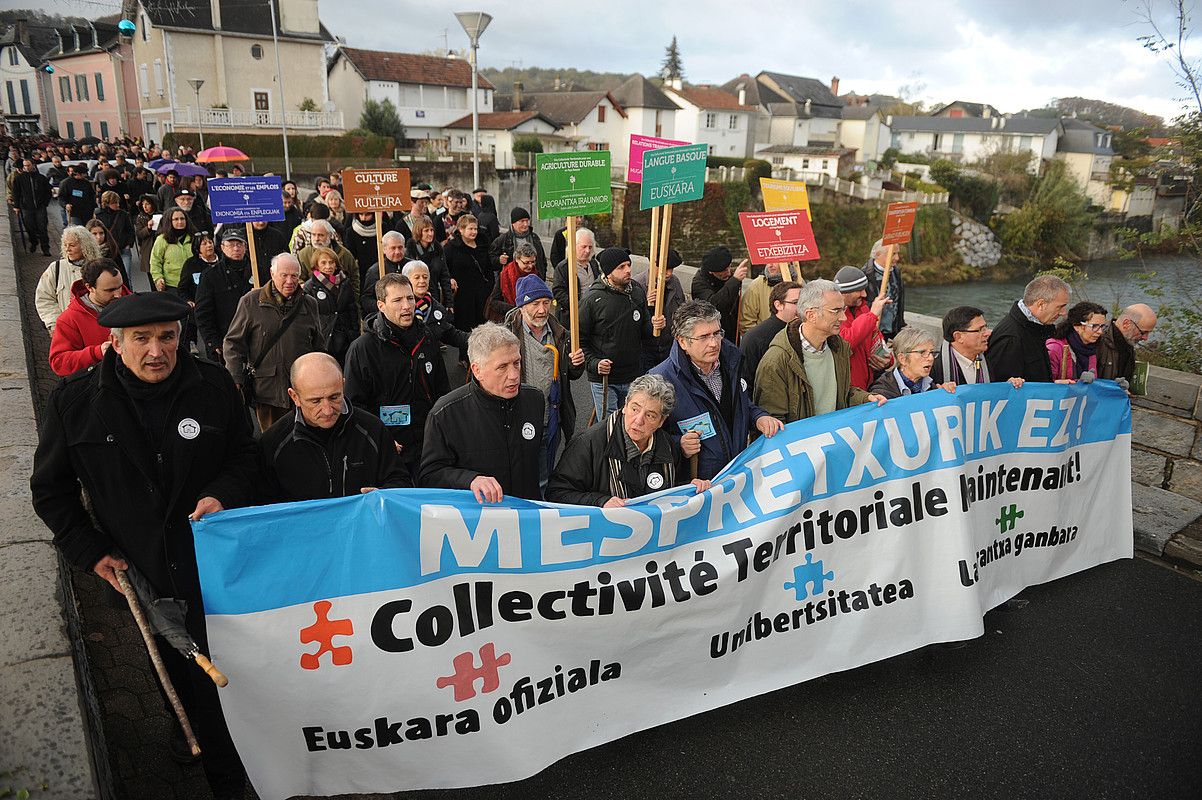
[187,78,205,151]
[455,12,492,190]
[268,0,292,179]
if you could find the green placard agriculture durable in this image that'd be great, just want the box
[535,152,613,219]
[639,143,708,210]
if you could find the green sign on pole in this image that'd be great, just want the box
[639,143,708,210]
[535,151,613,220]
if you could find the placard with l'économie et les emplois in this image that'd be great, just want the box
[208,177,284,224]
[535,152,613,219]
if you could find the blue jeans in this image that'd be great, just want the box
[590,380,629,422]
[539,427,561,493]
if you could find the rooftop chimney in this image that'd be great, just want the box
[830,75,839,96]
[804,98,812,114]
[736,81,746,106]
[89,21,99,49]
[554,76,561,91]
[514,81,523,111]
[983,107,991,118]
[669,76,682,91]
[15,18,29,47]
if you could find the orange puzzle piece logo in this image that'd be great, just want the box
[435,643,512,701]
[299,600,354,670]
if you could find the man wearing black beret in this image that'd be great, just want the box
[31,292,257,799]
[691,245,749,343]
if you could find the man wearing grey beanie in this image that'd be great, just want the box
[834,265,891,391]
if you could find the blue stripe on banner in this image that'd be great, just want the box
[194,381,1130,615]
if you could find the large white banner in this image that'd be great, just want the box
[194,382,1132,799]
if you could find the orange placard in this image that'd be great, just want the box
[881,201,919,246]
[341,168,412,213]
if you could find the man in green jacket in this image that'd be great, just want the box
[754,279,886,422]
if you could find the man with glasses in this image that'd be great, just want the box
[1097,303,1157,383]
[754,280,886,424]
[931,306,1025,388]
[651,300,781,480]
[833,265,891,391]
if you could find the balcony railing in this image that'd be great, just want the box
[172,106,344,130]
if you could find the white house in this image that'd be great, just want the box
[493,89,629,167]
[444,110,566,169]
[0,21,57,134]
[130,0,339,143]
[838,103,892,164]
[887,115,1062,172]
[611,74,679,141]
[754,144,855,179]
[1055,117,1114,207]
[328,47,494,149]
[661,83,754,158]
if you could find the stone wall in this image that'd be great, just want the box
[950,210,1001,268]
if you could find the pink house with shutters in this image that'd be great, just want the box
[46,21,141,141]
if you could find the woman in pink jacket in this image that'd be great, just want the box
[1046,301,1107,381]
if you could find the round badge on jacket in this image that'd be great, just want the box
[434,310,443,320]
[647,472,665,490]
[425,361,433,374]
[633,309,642,322]
[317,290,327,300]
[177,418,200,440]
[521,422,536,440]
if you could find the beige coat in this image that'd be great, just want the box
[222,285,324,408]
[35,259,83,330]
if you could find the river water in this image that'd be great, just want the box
[906,254,1197,329]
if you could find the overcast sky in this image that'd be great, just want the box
[21,0,1200,121]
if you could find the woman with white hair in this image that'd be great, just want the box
[35,225,105,330]
[870,326,956,399]
[546,373,710,507]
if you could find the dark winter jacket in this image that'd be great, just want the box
[489,228,548,279]
[96,206,135,251]
[194,257,253,360]
[415,295,469,350]
[649,339,769,481]
[12,169,51,209]
[545,410,684,506]
[405,238,453,307]
[444,236,493,332]
[343,313,449,468]
[303,271,359,362]
[579,277,656,385]
[863,259,906,339]
[552,256,602,329]
[258,402,411,502]
[739,315,787,393]
[222,285,325,408]
[690,270,743,343]
[504,307,583,443]
[1095,321,1137,383]
[359,257,409,317]
[419,382,545,500]
[986,301,1055,383]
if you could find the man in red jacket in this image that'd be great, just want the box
[48,258,129,376]
[834,265,890,391]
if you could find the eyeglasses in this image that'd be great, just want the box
[685,330,724,343]
[960,325,989,334]
[905,349,937,358]
[1130,321,1150,339]
[1079,323,1107,332]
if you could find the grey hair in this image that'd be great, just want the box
[61,225,104,263]
[627,373,676,417]
[310,219,334,235]
[1023,274,1070,306]
[574,227,596,246]
[109,320,183,341]
[514,241,539,261]
[870,238,887,259]
[467,322,520,366]
[270,252,301,273]
[402,260,430,277]
[796,279,838,314]
[891,325,937,356]
[382,230,405,245]
[672,299,722,340]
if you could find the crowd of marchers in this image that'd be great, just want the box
[10,133,1155,799]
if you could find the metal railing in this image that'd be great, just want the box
[172,106,344,130]
[703,166,949,205]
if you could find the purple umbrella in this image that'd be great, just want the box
[147,158,176,169]
[158,162,210,177]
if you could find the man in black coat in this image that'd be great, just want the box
[863,239,905,339]
[12,159,52,255]
[551,227,600,329]
[59,164,97,224]
[740,279,802,393]
[359,231,409,316]
[30,292,256,799]
[259,352,410,501]
[489,206,548,278]
[194,229,254,362]
[691,245,749,343]
[344,273,449,479]
[420,322,545,502]
[986,275,1071,383]
[579,247,666,420]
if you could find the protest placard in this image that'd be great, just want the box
[759,177,813,216]
[207,177,284,288]
[878,201,920,298]
[627,134,688,184]
[738,210,820,265]
[341,168,412,214]
[639,143,708,210]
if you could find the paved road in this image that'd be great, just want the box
[15,215,1202,800]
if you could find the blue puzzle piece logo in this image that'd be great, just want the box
[784,553,835,601]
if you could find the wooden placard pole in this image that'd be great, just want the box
[245,222,261,288]
[780,261,793,282]
[793,261,805,285]
[878,244,896,299]
[647,206,661,307]
[653,203,673,336]
[375,211,386,276]
[567,215,580,352]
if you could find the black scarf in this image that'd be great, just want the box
[1066,329,1097,376]
[114,357,183,487]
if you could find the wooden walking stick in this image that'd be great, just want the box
[115,569,202,758]
[647,206,661,306]
[689,453,699,481]
[245,222,260,288]
[567,215,580,352]
[653,204,673,336]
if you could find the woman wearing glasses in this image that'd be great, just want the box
[1046,301,1108,381]
[870,326,957,399]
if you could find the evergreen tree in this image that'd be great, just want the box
[359,99,405,144]
[660,36,684,82]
